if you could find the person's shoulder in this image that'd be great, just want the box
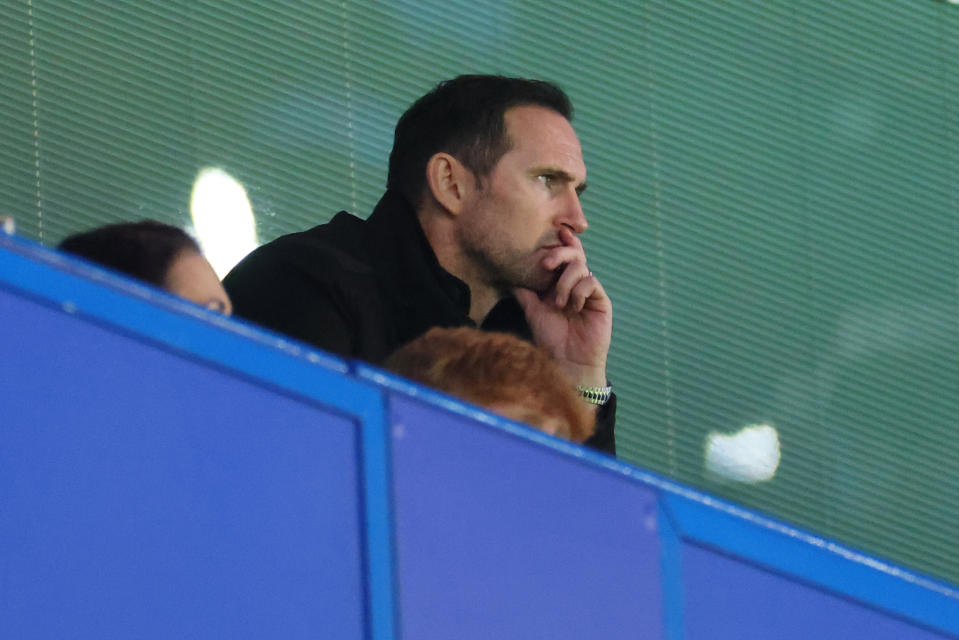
[247,211,374,276]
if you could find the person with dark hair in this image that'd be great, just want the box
[224,74,615,454]
[59,220,232,314]
[386,75,572,208]
[386,327,595,443]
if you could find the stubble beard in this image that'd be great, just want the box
[456,232,546,297]
[472,245,557,297]
[455,195,556,296]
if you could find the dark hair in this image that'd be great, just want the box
[58,220,200,288]
[385,327,594,443]
[387,74,574,207]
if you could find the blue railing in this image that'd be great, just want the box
[2,232,956,639]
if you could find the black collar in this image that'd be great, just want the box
[363,190,475,326]
[362,189,530,339]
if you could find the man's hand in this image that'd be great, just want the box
[514,227,612,388]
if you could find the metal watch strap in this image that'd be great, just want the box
[576,384,612,406]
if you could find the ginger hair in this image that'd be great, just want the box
[385,327,594,443]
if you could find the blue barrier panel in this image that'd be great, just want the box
[361,363,959,639]
[0,235,393,639]
[4,233,959,639]
[0,280,365,638]
[357,365,664,640]
[662,494,959,638]
[682,544,951,639]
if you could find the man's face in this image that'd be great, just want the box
[455,105,588,294]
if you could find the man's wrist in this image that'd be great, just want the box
[560,361,607,389]
[576,384,612,406]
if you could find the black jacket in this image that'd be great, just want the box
[224,190,615,454]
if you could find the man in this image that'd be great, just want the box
[224,75,615,453]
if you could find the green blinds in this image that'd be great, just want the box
[2,0,958,587]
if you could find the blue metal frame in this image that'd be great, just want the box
[5,232,958,639]
[358,361,959,637]
[356,361,632,474]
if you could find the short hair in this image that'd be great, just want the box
[384,327,594,443]
[387,74,574,207]
[58,220,200,288]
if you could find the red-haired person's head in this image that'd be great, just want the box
[385,327,594,443]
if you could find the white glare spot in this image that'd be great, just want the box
[705,423,781,483]
[1,216,15,235]
[189,168,258,278]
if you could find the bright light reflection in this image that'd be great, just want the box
[705,423,781,483]
[189,167,258,278]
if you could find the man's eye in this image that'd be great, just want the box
[539,174,555,188]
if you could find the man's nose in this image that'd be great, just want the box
[560,189,588,234]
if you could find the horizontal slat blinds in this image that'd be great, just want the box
[638,0,959,585]
[0,2,41,239]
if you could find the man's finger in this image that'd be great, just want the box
[553,260,591,308]
[558,226,583,251]
[542,245,585,272]
[567,274,599,312]
[584,276,612,314]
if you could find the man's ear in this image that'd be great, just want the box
[425,152,472,216]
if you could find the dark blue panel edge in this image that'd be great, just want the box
[658,498,684,640]
[661,493,959,636]
[354,393,399,640]
[0,233,348,379]
[356,362,634,475]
